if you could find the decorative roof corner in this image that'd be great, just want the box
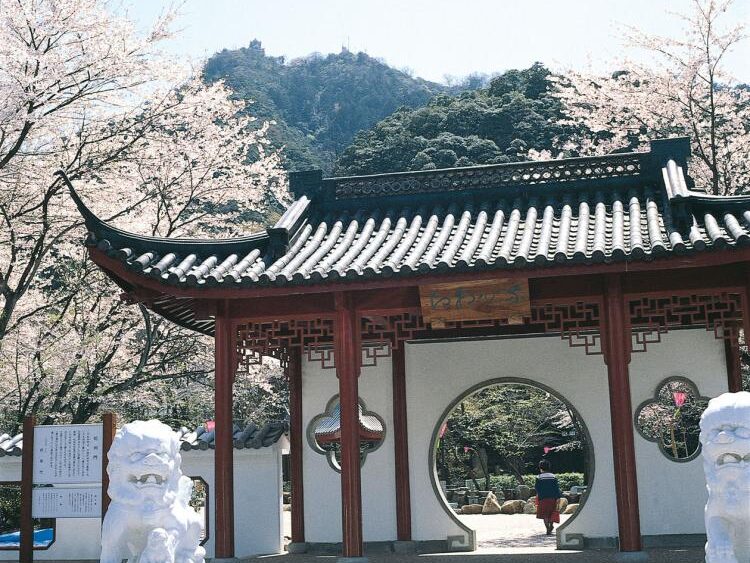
[62,172,270,266]
[289,169,324,199]
[648,137,691,170]
[267,195,311,258]
[56,169,105,233]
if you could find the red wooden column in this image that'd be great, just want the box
[724,337,743,393]
[391,345,412,541]
[101,412,117,519]
[334,292,364,558]
[287,347,306,544]
[20,415,35,563]
[601,275,642,552]
[214,301,235,558]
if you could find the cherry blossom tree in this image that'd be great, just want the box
[552,0,750,195]
[0,0,287,430]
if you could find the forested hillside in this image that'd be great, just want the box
[334,63,575,176]
[204,40,478,172]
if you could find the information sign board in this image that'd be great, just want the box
[32,424,103,484]
[32,487,101,518]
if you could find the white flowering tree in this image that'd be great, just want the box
[0,0,287,430]
[552,0,750,195]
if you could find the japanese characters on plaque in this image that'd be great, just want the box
[32,487,101,519]
[419,278,531,328]
[33,424,103,484]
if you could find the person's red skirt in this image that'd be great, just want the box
[535,498,560,523]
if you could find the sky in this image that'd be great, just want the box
[127,0,750,84]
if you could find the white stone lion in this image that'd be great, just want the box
[100,420,205,563]
[699,392,750,563]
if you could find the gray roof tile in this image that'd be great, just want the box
[0,421,287,456]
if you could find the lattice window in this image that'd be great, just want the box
[629,293,743,353]
[237,318,334,370]
[531,302,602,356]
[235,294,744,367]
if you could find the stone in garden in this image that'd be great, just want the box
[101,420,205,563]
[557,498,569,512]
[481,491,502,514]
[500,500,525,514]
[523,501,536,514]
[516,485,532,500]
[563,503,578,514]
[461,503,483,514]
[699,391,750,563]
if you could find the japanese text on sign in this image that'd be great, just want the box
[32,487,101,518]
[419,279,531,328]
[33,424,103,484]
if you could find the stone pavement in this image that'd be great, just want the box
[276,510,705,561]
[249,548,705,562]
[457,513,572,549]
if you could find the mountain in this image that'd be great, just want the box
[204,40,479,173]
[333,63,575,176]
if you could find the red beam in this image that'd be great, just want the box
[20,415,34,563]
[89,246,750,301]
[101,412,117,519]
[214,303,235,558]
[227,292,336,319]
[602,275,642,552]
[287,348,305,544]
[392,345,412,541]
[623,263,746,295]
[334,293,364,557]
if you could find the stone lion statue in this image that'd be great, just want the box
[699,392,750,563]
[101,420,205,563]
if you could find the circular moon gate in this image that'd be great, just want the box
[428,377,595,547]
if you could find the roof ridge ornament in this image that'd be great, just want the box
[291,138,693,203]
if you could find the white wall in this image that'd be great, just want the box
[182,445,286,558]
[630,329,727,538]
[301,355,397,543]
[405,336,619,548]
[0,458,102,561]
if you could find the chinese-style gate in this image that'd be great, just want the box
[66,137,750,558]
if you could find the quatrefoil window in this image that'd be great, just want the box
[634,377,709,462]
[308,395,386,472]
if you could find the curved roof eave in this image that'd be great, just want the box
[58,170,273,257]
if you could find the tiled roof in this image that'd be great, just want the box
[0,421,287,457]
[66,137,750,334]
[177,420,287,451]
[0,433,23,457]
[313,403,384,438]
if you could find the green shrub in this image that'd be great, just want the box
[488,472,584,493]
[556,472,585,491]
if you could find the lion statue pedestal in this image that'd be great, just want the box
[699,391,750,563]
[101,420,205,563]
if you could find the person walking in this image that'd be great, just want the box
[534,459,563,535]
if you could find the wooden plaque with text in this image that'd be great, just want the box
[419,278,530,328]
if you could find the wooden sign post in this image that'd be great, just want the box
[20,416,35,563]
[419,278,531,328]
[19,413,115,562]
